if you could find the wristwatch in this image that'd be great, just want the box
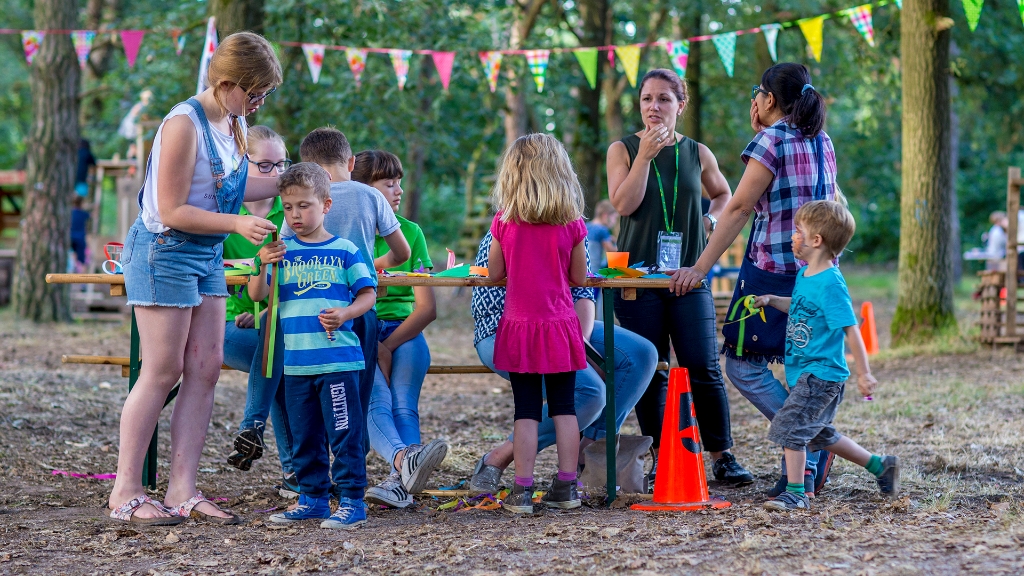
[704,213,718,233]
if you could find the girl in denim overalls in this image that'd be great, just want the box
[108,32,283,525]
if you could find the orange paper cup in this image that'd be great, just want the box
[606,252,629,269]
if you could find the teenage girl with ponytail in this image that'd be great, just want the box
[671,63,840,498]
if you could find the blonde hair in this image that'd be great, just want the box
[246,125,285,153]
[795,200,856,259]
[492,133,584,225]
[207,32,283,156]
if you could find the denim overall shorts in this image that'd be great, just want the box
[121,98,248,308]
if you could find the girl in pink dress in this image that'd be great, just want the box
[488,133,589,513]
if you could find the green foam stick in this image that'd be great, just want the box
[261,232,280,378]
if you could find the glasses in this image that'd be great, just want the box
[248,159,292,173]
[245,86,276,104]
[751,85,770,100]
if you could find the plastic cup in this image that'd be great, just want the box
[606,252,629,269]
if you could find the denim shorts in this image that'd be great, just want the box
[767,373,845,452]
[122,218,229,308]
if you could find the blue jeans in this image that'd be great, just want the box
[225,313,294,474]
[725,355,819,473]
[475,321,656,450]
[284,370,366,500]
[351,309,378,454]
[367,320,431,472]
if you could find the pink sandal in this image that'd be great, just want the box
[109,495,183,526]
[167,491,243,525]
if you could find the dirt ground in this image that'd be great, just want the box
[2,287,1024,575]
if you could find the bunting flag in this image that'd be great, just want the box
[196,17,218,95]
[524,49,550,93]
[1018,0,1024,27]
[120,30,145,69]
[479,51,502,93]
[302,43,326,83]
[389,49,412,90]
[345,47,368,87]
[798,16,825,62]
[21,31,43,65]
[664,40,689,79]
[761,23,782,62]
[712,32,737,77]
[895,0,902,8]
[71,30,95,69]
[962,0,984,32]
[171,29,185,55]
[573,48,598,89]
[430,51,455,90]
[847,5,875,47]
[614,44,641,87]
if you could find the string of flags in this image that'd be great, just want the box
[2,0,1020,93]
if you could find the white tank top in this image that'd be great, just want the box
[139,102,247,233]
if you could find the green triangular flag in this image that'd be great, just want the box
[962,0,984,31]
[574,48,598,89]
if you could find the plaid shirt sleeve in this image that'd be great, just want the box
[741,128,781,177]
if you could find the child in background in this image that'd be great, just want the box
[983,211,1008,271]
[70,196,90,269]
[296,128,411,436]
[488,133,588,514]
[586,199,618,270]
[250,163,376,529]
[352,150,447,508]
[753,200,898,511]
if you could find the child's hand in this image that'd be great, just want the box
[234,312,255,329]
[377,345,393,385]
[857,372,878,397]
[258,240,286,265]
[318,307,349,332]
[236,215,277,246]
[752,295,772,309]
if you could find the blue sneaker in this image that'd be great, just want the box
[268,494,331,523]
[320,497,367,530]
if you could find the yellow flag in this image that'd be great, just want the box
[798,16,825,62]
[615,44,642,88]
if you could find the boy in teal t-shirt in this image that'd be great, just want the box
[753,200,899,512]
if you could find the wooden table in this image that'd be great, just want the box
[46,273,672,505]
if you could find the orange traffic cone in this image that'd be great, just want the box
[860,302,880,355]
[632,368,731,512]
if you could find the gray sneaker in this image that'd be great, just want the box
[365,472,413,508]
[502,483,534,514]
[875,455,900,497]
[400,439,448,494]
[541,475,581,509]
[469,454,504,496]
[763,491,811,512]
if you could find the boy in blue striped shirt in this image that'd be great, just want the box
[249,163,376,529]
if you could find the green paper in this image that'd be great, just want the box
[435,264,472,277]
[574,48,598,90]
[597,268,627,278]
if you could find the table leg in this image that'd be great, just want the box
[128,308,158,489]
[603,287,617,506]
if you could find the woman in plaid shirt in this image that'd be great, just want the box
[673,63,840,497]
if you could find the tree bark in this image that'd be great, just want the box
[681,8,702,144]
[209,0,266,35]
[402,60,436,223]
[892,0,957,344]
[501,0,545,148]
[13,0,81,322]
[572,0,608,215]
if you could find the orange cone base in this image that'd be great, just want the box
[631,498,731,512]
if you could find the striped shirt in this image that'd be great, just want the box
[742,120,837,274]
[275,235,376,376]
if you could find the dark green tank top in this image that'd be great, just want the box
[618,134,706,269]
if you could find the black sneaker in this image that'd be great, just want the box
[365,472,413,508]
[766,473,815,498]
[400,439,448,494]
[713,452,754,486]
[227,426,265,471]
[277,472,299,499]
[502,483,534,514]
[541,475,581,510]
[764,491,811,511]
[875,455,900,497]
[469,455,504,496]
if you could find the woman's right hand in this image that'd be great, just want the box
[637,123,672,162]
[236,215,276,246]
[258,239,286,264]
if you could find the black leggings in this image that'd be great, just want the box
[509,372,577,422]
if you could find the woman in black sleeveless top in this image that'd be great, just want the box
[606,69,752,485]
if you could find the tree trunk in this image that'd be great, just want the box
[13,0,81,323]
[573,0,608,215]
[681,8,703,144]
[501,0,545,148]
[209,0,266,35]
[948,42,962,282]
[402,59,435,223]
[892,0,957,344]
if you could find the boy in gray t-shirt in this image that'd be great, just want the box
[294,128,411,457]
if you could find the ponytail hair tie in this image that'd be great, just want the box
[801,83,815,95]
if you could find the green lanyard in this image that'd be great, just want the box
[651,140,679,233]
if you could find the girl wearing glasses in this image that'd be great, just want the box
[109,32,282,525]
[673,63,840,498]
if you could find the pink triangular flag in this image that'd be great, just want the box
[302,43,326,84]
[21,31,44,65]
[120,30,145,69]
[431,51,456,91]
